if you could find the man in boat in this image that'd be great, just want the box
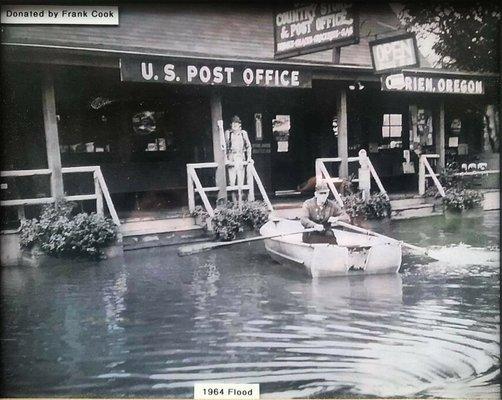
[225,115,252,202]
[300,181,351,244]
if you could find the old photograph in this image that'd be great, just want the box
[1,2,500,398]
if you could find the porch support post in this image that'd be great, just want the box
[41,70,64,199]
[210,92,227,201]
[337,88,349,179]
[332,47,341,64]
[436,100,446,171]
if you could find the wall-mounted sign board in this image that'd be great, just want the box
[274,3,358,59]
[120,58,312,88]
[369,33,419,73]
[381,72,485,95]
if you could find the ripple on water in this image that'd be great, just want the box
[1,215,499,398]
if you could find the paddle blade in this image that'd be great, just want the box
[177,241,221,256]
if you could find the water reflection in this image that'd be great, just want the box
[103,270,128,332]
[309,274,403,306]
[1,211,500,398]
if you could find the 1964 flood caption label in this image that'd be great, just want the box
[194,383,260,400]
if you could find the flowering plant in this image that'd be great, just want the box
[342,192,391,220]
[20,201,117,260]
[443,188,484,212]
[191,200,270,241]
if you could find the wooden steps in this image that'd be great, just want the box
[122,229,208,251]
[120,216,200,237]
[390,196,442,220]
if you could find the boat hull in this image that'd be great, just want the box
[260,219,402,277]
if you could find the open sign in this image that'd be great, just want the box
[370,33,419,73]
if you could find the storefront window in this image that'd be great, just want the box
[382,114,402,138]
[417,109,433,146]
[131,111,171,152]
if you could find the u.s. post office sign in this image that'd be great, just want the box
[381,73,484,95]
[120,59,312,88]
[369,33,419,73]
[274,3,358,59]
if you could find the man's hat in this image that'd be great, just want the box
[231,115,242,124]
[315,180,329,193]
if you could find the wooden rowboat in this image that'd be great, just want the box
[259,219,402,278]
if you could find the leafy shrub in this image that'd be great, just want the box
[424,162,481,197]
[211,205,242,241]
[191,201,270,241]
[20,201,117,260]
[342,193,367,219]
[240,201,270,230]
[342,192,391,220]
[191,205,210,225]
[443,188,484,212]
[439,163,462,188]
[365,193,392,219]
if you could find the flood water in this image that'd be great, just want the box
[1,211,499,398]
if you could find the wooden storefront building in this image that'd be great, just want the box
[1,3,499,217]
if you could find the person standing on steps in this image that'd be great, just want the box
[225,115,252,203]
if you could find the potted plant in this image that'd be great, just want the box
[342,191,392,226]
[19,201,119,266]
[442,188,484,218]
[190,201,270,241]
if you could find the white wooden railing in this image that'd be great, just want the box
[187,161,273,217]
[1,166,120,229]
[418,154,446,197]
[315,150,388,207]
[419,154,500,197]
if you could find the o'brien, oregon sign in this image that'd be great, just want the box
[381,73,484,95]
[120,59,312,88]
[274,3,358,59]
[369,34,419,73]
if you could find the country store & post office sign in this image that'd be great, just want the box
[120,59,312,88]
[274,3,358,58]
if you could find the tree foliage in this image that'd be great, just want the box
[400,2,500,72]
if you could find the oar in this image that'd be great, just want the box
[334,220,435,258]
[178,228,316,256]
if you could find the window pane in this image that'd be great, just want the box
[390,114,402,125]
[390,126,402,137]
[382,114,390,126]
[381,126,389,137]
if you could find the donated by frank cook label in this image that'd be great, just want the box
[194,383,259,400]
[1,5,118,25]
[382,73,484,95]
[120,59,312,88]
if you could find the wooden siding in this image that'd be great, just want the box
[1,3,430,68]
